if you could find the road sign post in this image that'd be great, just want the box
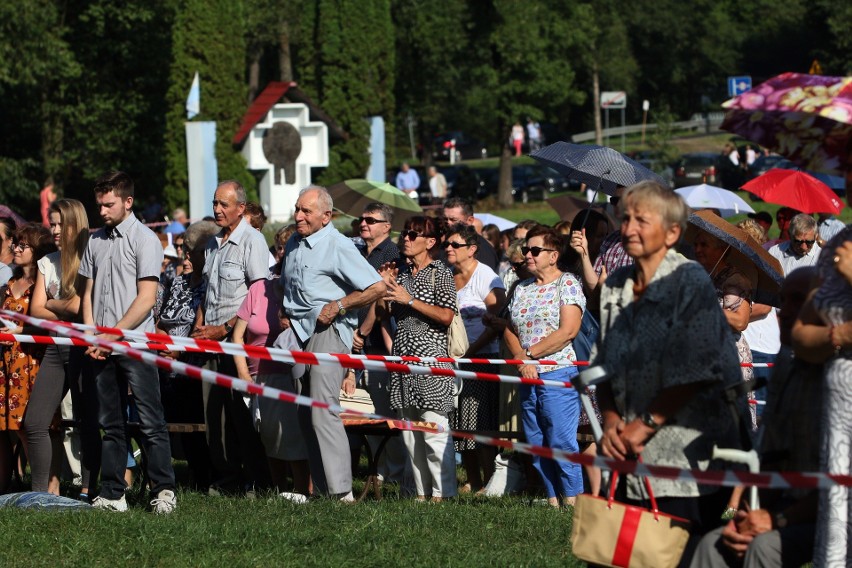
[600,91,627,149]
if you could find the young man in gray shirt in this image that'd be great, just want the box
[79,171,176,514]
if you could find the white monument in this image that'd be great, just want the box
[241,103,329,222]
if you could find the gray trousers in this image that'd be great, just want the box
[295,324,351,496]
[690,522,815,568]
[364,368,407,483]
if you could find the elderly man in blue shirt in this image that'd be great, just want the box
[283,186,386,501]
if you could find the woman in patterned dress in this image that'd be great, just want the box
[503,226,586,508]
[444,223,506,493]
[378,216,457,502]
[0,223,55,492]
[793,225,852,568]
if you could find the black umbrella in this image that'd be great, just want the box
[685,210,785,306]
[531,142,667,196]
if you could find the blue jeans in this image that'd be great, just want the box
[520,366,583,498]
[89,355,174,499]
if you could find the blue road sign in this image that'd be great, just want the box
[727,76,752,97]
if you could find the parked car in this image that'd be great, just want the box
[479,164,574,203]
[432,131,488,161]
[672,152,719,188]
[748,155,793,180]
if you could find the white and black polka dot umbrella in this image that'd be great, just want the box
[531,142,667,196]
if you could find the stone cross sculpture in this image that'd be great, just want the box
[241,103,329,222]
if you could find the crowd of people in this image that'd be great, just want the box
[0,170,850,567]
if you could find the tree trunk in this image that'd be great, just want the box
[248,50,260,102]
[593,59,602,146]
[497,143,513,207]
[279,21,293,82]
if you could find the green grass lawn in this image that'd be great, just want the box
[0,480,583,567]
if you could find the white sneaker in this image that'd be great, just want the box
[279,492,309,504]
[338,491,355,503]
[92,495,128,512]
[150,489,177,515]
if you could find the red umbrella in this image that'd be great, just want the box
[741,169,845,215]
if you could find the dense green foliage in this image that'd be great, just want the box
[163,0,256,210]
[0,0,848,218]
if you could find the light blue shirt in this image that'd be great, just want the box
[395,168,420,191]
[0,262,12,287]
[283,222,382,347]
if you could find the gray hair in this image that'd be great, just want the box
[217,180,247,204]
[363,202,394,225]
[299,185,333,212]
[789,213,816,238]
[183,220,220,252]
[621,180,688,234]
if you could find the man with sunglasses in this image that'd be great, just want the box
[768,213,821,276]
[441,197,499,271]
[350,203,406,485]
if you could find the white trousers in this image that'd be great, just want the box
[400,408,456,498]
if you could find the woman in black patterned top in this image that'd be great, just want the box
[378,216,457,501]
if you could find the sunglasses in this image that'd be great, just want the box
[792,238,815,247]
[511,261,526,270]
[359,216,388,225]
[402,230,424,241]
[443,241,471,249]
[521,246,556,257]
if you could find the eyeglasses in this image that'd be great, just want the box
[359,216,388,225]
[443,241,471,249]
[521,246,556,257]
[13,242,31,251]
[792,238,815,247]
[511,261,526,270]
[402,230,424,241]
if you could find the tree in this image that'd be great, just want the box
[568,1,637,144]
[163,0,255,211]
[295,0,395,185]
[391,0,470,165]
[462,0,585,206]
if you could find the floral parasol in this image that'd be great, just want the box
[721,72,852,175]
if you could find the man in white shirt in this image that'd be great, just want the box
[768,214,821,275]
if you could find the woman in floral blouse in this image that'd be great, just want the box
[504,226,586,508]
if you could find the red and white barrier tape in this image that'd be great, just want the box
[4,312,844,489]
[453,431,852,490]
[3,317,577,390]
[3,312,440,435]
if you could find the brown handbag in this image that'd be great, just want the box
[570,468,691,568]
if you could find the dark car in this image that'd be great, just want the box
[480,164,573,203]
[748,155,793,180]
[672,152,720,188]
[432,131,488,162]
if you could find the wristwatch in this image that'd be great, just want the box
[525,348,535,359]
[407,296,415,306]
[223,321,234,336]
[640,411,661,431]
[336,299,347,317]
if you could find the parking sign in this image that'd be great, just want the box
[727,76,752,97]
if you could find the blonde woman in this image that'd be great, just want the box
[25,199,92,495]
